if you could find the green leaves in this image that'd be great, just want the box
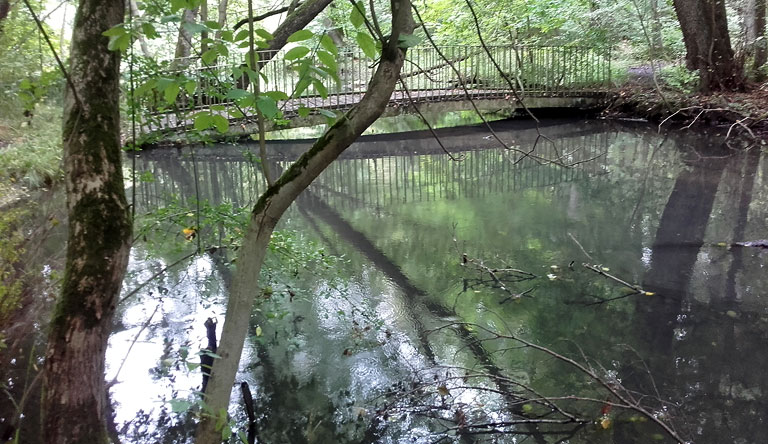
[193,112,229,134]
[285,46,311,60]
[102,26,130,52]
[356,32,377,59]
[320,35,338,55]
[287,29,314,42]
[350,1,366,28]
[255,97,278,118]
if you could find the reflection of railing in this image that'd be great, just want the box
[137,45,611,133]
[133,131,609,212]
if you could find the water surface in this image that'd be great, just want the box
[93,119,768,443]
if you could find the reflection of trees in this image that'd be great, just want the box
[631,144,767,443]
[298,190,592,443]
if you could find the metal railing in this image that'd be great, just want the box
[135,45,611,132]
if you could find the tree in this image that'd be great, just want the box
[745,0,767,71]
[41,0,132,442]
[672,0,743,92]
[194,0,415,441]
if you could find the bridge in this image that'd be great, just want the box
[137,45,611,138]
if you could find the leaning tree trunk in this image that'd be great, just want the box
[194,0,414,442]
[672,0,743,92]
[42,0,131,443]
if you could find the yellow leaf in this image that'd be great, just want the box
[255,325,263,337]
[182,227,196,241]
[600,417,612,429]
[437,385,450,397]
[644,291,655,296]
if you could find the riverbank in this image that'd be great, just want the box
[604,81,768,143]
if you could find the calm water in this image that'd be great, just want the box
[4,118,766,443]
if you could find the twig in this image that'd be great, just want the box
[582,263,648,295]
[567,232,594,261]
[107,303,161,387]
[117,251,197,305]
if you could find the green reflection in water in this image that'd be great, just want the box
[127,120,767,444]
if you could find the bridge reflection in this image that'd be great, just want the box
[132,121,610,212]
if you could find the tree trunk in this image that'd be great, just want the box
[649,0,664,55]
[672,0,743,92]
[213,0,228,41]
[753,0,767,69]
[0,0,9,24]
[173,7,198,69]
[42,0,132,442]
[200,0,208,54]
[129,0,153,58]
[194,0,414,442]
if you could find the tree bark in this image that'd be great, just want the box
[42,0,132,443]
[213,0,228,41]
[0,0,9,24]
[194,0,414,442]
[129,0,153,58]
[649,0,664,55]
[753,0,767,69]
[672,0,743,92]
[172,7,198,69]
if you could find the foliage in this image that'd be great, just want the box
[0,207,27,342]
[660,64,699,93]
[0,105,63,188]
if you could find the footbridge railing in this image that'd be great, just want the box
[135,45,611,134]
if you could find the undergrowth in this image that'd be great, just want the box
[0,103,63,189]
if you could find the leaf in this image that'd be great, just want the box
[161,14,182,24]
[225,88,250,100]
[437,385,450,397]
[312,78,328,98]
[169,398,193,413]
[297,106,311,118]
[256,96,278,118]
[320,34,338,55]
[350,1,365,28]
[317,109,336,119]
[356,32,377,59]
[201,48,218,65]
[255,325,263,337]
[184,80,196,96]
[182,227,197,241]
[262,90,290,101]
[294,77,312,97]
[186,361,201,371]
[398,33,421,49]
[211,114,229,133]
[193,112,212,131]
[317,50,337,72]
[287,29,314,42]
[284,46,310,61]
[234,30,249,41]
[255,29,274,41]
[182,22,208,34]
[107,34,131,52]
[600,417,612,429]
[163,83,181,104]
[220,30,234,42]
[170,0,187,13]
[102,25,126,37]
[204,20,221,29]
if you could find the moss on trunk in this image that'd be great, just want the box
[42,0,132,443]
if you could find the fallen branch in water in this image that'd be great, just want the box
[460,253,536,303]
